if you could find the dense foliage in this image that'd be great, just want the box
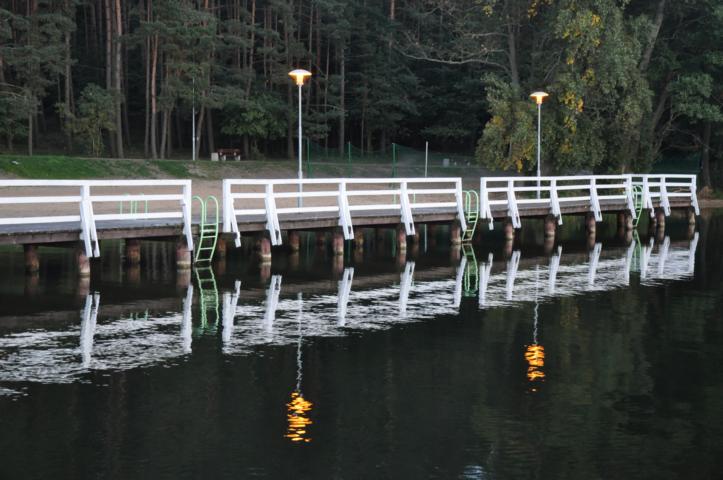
[0,1,720,185]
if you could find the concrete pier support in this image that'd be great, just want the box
[332,230,345,256]
[503,219,515,241]
[125,239,141,265]
[76,244,91,277]
[288,231,300,253]
[24,244,40,274]
[257,235,272,263]
[544,215,557,238]
[175,237,192,270]
[450,222,462,245]
[397,226,408,252]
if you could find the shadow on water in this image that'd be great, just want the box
[0,210,722,479]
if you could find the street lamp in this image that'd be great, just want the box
[530,91,549,199]
[289,69,312,207]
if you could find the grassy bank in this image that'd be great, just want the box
[0,154,302,180]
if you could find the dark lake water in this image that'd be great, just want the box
[1,212,722,479]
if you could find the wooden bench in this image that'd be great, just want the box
[217,148,242,161]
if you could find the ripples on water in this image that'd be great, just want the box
[1,215,722,479]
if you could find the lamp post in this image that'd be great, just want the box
[530,91,549,199]
[289,69,312,207]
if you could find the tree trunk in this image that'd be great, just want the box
[150,34,158,160]
[194,106,206,160]
[206,108,215,155]
[338,42,345,155]
[114,0,124,158]
[160,108,169,159]
[640,0,666,73]
[104,0,116,157]
[701,121,712,188]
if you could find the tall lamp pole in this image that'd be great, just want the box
[530,91,549,199]
[289,69,312,207]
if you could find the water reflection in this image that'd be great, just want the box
[285,293,314,444]
[0,234,700,390]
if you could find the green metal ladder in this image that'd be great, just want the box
[194,266,219,329]
[461,243,479,297]
[462,190,479,243]
[193,195,220,265]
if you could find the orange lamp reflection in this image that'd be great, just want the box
[285,391,313,443]
[525,344,546,384]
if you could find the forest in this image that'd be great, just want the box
[0,0,721,187]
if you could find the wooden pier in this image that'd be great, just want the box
[0,174,699,275]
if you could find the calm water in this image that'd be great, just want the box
[1,212,722,479]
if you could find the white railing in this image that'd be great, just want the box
[222,178,466,247]
[629,174,699,217]
[479,175,635,230]
[0,180,193,257]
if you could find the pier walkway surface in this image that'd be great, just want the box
[0,174,699,268]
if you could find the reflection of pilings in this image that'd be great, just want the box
[399,261,415,317]
[548,246,562,294]
[479,253,493,306]
[337,268,354,326]
[263,275,282,333]
[453,254,466,309]
[505,250,521,300]
[181,285,193,353]
[222,281,241,345]
[657,236,670,276]
[79,293,100,368]
[587,242,602,287]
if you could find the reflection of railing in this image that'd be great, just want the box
[478,237,698,308]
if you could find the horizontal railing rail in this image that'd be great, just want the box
[479,175,636,230]
[0,180,193,257]
[222,177,466,247]
[628,174,699,218]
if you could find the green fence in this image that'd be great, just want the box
[305,139,490,178]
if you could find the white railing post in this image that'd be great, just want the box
[624,175,635,215]
[660,176,671,216]
[690,175,700,215]
[550,178,562,225]
[181,181,194,251]
[79,184,100,258]
[454,179,467,232]
[399,181,416,235]
[506,180,521,228]
[337,181,354,240]
[264,183,282,246]
[589,177,602,222]
[480,177,493,230]
[222,179,231,232]
[643,176,654,217]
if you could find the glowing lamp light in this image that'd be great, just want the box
[530,91,549,105]
[289,69,312,86]
[285,391,313,444]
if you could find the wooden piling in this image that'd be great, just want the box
[332,230,345,256]
[450,222,462,245]
[215,237,227,259]
[24,244,40,274]
[125,239,141,265]
[655,208,666,229]
[257,235,272,263]
[76,244,91,277]
[397,225,408,251]
[687,208,696,226]
[585,212,597,235]
[624,212,634,230]
[288,231,300,253]
[354,229,365,249]
[503,219,515,241]
[175,237,192,270]
[544,215,557,238]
